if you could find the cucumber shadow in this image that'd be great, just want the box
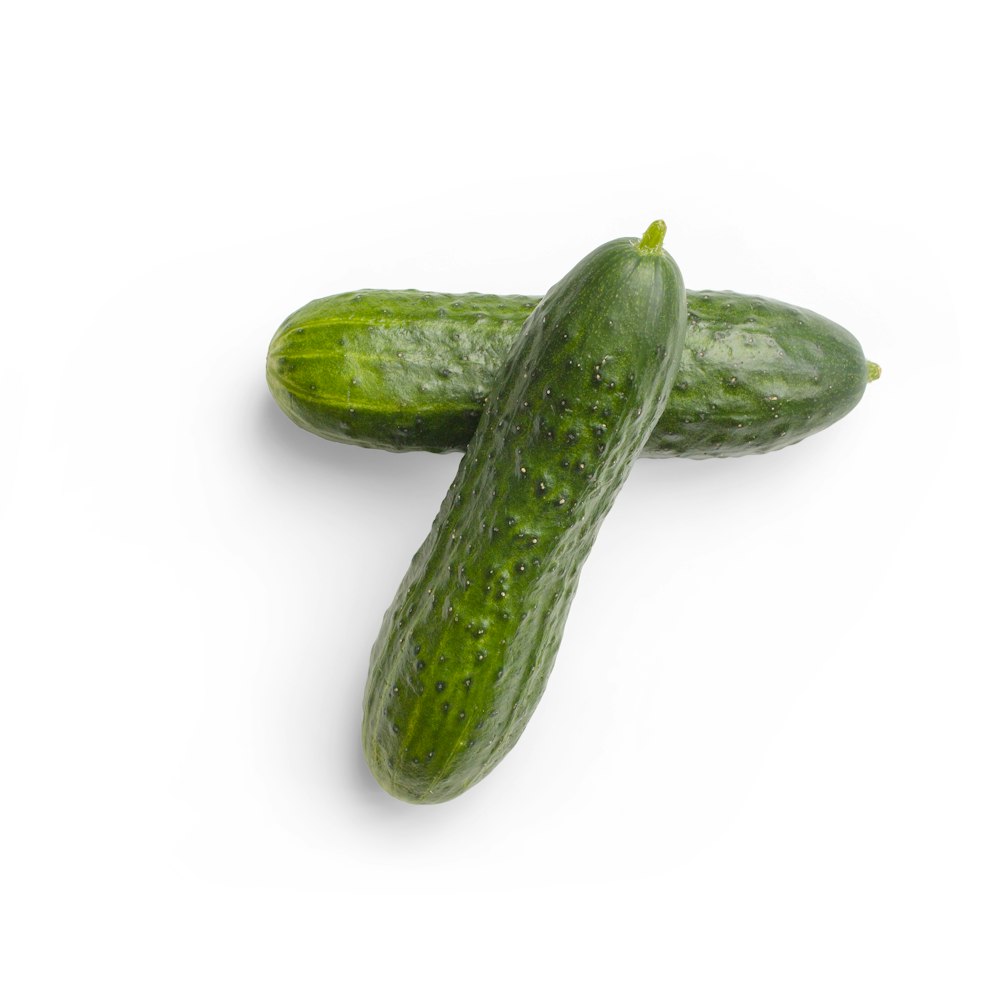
[255,389,460,496]
[256,390,460,816]
[255,386,858,818]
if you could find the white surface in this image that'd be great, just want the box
[2,2,997,997]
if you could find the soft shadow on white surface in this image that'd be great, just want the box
[252,376,868,830]
[255,387,459,491]
[254,392,462,817]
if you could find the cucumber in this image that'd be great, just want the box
[363,221,687,803]
[267,288,878,460]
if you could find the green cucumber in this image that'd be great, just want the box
[363,221,686,803]
[267,288,878,460]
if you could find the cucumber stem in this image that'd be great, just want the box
[867,361,882,382]
[637,219,667,254]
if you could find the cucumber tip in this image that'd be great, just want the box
[637,219,667,253]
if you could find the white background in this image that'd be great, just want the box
[3,2,997,997]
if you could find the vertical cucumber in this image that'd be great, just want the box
[362,221,687,803]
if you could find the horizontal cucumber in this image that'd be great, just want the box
[267,288,879,459]
[363,221,687,803]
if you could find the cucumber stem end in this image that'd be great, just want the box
[867,361,882,382]
[637,219,667,254]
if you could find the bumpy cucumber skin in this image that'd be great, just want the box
[267,291,536,456]
[266,289,872,459]
[363,235,686,803]
[655,291,870,457]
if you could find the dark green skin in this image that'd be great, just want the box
[363,230,686,803]
[267,289,877,459]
